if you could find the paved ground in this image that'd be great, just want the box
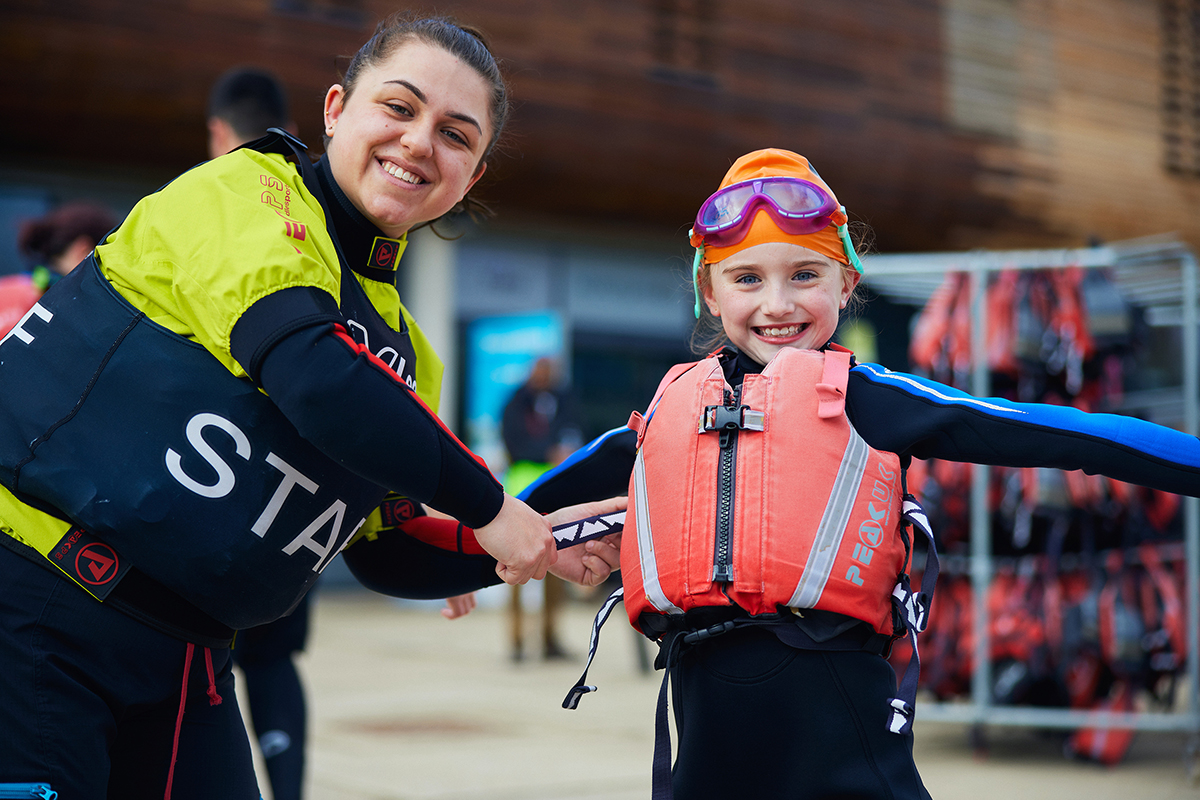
[237,588,1200,800]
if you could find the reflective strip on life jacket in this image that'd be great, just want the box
[632,448,684,616]
[788,428,870,608]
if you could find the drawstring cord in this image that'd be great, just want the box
[164,644,224,800]
[204,647,223,707]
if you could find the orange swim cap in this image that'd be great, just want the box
[690,149,854,269]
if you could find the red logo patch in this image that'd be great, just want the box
[370,237,401,270]
[380,497,418,528]
[76,542,120,585]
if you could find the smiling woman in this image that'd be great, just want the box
[0,12,624,800]
[322,17,510,237]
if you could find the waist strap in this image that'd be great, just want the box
[0,534,234,648]
[562,496,942,800]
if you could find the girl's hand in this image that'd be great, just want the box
[441,592,477,619]
[546,496,627,586]
[474,493,557,585]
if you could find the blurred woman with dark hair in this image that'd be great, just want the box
[0,201,116,335]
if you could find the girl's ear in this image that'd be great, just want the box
[702,282,721,317]
[840,268,862,309]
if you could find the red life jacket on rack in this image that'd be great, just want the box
[0,273,42,338]
[621,345,908,635]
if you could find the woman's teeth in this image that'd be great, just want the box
[383,162,423,184]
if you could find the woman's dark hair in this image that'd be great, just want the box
[18,202,117,264]
[331,14,511,233]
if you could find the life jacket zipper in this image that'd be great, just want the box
[712,386,741,582]
[0,785,57,800]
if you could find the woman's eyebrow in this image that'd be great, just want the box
[384,79,482,135]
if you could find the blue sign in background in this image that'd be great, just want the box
[464,311,564,474]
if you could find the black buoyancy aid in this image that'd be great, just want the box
[0,132,422,629]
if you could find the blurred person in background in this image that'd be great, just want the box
[0,14,621,799]
[501,356,582,661]
[207,66,298,161]
[0,202,116,336]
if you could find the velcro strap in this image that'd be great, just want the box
[552,511,625,550]
[883,492,939,737]
[817,347,852,418]
[627,410,646,437]
[892,576,928,633]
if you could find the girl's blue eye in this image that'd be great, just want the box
[443,129,467,145]
[734,274,760,285]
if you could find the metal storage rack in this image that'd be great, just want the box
[862,236,1200,743]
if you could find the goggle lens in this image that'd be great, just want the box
[698,183,757,230]
[695,177,838,242]
[760,180,829,219]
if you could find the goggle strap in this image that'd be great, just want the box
[692,241,704,319]
[837,213,864,274]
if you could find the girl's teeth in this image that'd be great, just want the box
[761,326,800,337]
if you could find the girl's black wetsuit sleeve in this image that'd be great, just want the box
[845,362,1200,496]
[230,286,504,529]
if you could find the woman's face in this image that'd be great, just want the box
[703,242,859,366]
[323,40,492,237]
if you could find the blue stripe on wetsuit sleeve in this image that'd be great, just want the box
[848,363,1200,497]
[519,426,638,513]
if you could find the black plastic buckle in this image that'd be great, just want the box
[702,405,742,431]
[682,620,737,645]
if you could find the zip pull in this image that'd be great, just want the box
[0,785,58,800]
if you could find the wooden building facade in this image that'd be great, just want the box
[3,0,1199,254]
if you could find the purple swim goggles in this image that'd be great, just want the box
[693,177,840,247]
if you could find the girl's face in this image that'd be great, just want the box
[323,40,492,238]
[703,241,860,366]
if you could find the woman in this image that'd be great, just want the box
[0,15,620,799]
[0,201,117,336]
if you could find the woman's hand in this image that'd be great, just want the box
[441,592,477,619]
[546,496,626,586]
[474,493,557,585]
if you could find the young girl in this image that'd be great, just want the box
[523,148,1200,800]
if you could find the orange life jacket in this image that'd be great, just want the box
[562,347,939,765]
[621,345,909,635]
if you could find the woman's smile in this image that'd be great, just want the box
[323,40,492,237]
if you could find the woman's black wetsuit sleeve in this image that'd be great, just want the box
[230,286,504,529]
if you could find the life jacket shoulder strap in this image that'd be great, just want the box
[628,358,713,446]
[817,345,852,419]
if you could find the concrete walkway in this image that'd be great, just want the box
[240,590,1200,800]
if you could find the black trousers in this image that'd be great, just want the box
[670,626,932,800]
[0,544,260,799]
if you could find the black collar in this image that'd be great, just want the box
[315,156,403,285]
[719,342,840,384]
